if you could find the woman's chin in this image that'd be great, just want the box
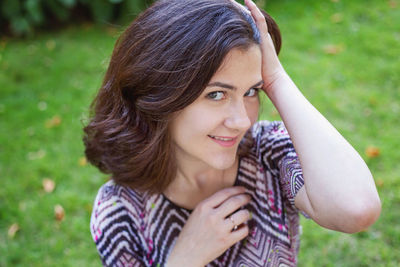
[207,154,238,170]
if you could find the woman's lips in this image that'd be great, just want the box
[208,135,238,147]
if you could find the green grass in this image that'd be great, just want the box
[1,0,399,266]
[0,24,116,266]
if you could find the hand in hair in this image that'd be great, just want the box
[244,0,286,94]
[166,186,251,267]
[229,0,251,15]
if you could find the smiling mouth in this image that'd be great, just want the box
[208,135,238,147]
[208,135,236,141]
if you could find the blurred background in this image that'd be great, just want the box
[0,0,399,266]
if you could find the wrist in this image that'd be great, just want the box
[263,71,291,99]
[166,258,204,267]
[166,249,204,267]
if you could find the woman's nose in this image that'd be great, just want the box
[224,101,251,131]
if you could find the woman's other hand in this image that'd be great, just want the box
[244,0,286,95]
[166,186,251,267]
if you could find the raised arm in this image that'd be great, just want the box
[244,0,381,233]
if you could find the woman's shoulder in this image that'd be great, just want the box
[251,120,288,138]
[93,180,135,208]
[93,179,147,205]
[244,120,298,175]
[90,180,150,264]
[90,180,148,239]
[244,120,291,152]
[93,179,119,201]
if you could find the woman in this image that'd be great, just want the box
[84,0,381,266]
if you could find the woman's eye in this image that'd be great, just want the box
[244,88,259,97]
[207,91,225,101]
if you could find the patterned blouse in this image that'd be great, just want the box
[90,120,307,266]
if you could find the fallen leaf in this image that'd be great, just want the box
[85,203,93,214]
[323,44,345,55]
[368,96,378,106]
[0,40,7,50]
[19,202,27,211]
[106,27,118,37]
[43,178,56,193]
[44,57,53,67]
[54,204,65,222]
[331,13,343,23]
[46,40,56,51]
[389,0,397,8]
[45,115,62,128]
[376,178,384,187]
[8,223,19,239]
[363,108,372,117]
[27,149,46,160]
[78,157,87,166]
[83,23,93,30]
[27,44,37,55]
[27,127,35,136]
[38,101,47,111]
[366,146,380,158]
[2,61,9,70]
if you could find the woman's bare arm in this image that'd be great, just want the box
[245,0,381,233]
[267,73,381,233]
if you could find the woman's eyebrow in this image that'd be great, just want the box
[207,80,264,90]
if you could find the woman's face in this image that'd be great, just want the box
[170,45,262,171]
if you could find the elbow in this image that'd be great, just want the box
[339,196,381,234]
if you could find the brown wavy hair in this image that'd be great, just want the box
[83,0,282,194]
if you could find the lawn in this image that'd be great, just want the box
[1,0,399,266]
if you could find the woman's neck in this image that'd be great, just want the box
[163,157,239,209]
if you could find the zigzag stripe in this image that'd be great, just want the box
[90,120,305,266]
[113,248,144,267]
[240,231,271,263]
[120,187,146,211]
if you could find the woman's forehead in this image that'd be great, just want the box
[208,45,262,87]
